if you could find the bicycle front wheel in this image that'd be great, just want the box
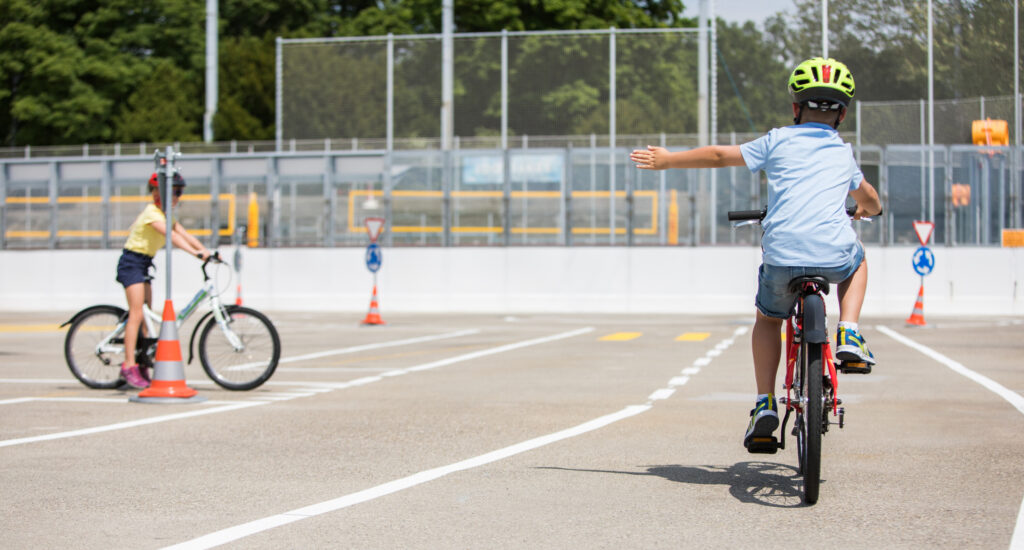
[198,306,280,391]
[797,341,823,504]
[64,306,126,389]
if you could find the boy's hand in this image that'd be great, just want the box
[630,145,668,170]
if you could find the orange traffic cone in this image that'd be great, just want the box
[361,285,386,325]
[906,284,926,327]
[130,300,206,403]
[235,283,243,306]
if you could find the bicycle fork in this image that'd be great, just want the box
[212,303,245,352]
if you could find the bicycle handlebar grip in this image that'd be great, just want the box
[727,209,765,221]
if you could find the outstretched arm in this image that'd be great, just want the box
[630,145,745,170]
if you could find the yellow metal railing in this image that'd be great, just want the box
[347,190,658,236]
[4,194,236,239]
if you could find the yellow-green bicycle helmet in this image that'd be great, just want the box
[788,57,855,107]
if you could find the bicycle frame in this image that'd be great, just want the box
[92,260,243,361]
[783,284,841,415]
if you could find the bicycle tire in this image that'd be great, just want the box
[800,341,824,504]
[198,305,280,391]
[64,306,127,389]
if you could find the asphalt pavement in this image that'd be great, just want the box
[1,310,1022,549]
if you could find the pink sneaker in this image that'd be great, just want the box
[120,364,150,389]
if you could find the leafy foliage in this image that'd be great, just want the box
[0,0,1017,146]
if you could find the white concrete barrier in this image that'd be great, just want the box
[1,246,1021,317]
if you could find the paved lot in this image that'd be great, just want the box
[1,310,1023,549]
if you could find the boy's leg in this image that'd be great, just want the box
[752,310,784,394]
[836,259,876,367]
[746,310,783,450]
[837,258,868,323]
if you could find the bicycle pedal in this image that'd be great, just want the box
[745,436,779,454]
[839,361,872,374]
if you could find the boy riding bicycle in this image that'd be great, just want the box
[115,172,211,388]
[629,57,882,451]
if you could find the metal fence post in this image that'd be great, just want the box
[275,37,283,153]
[48,161,57,250]
[608,26,617,245]
[100,160,111,249]
[209,157,221,249]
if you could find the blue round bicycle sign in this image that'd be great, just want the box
[365,243,382,273]
[912,246,935,276]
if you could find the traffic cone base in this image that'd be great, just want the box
[130,300,206,404]
[906,285,927,327]
[361,285,386,325]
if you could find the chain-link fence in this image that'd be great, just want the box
[858,95,1019,146]
[277,29,705,147]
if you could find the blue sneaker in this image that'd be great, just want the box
[836,326,876,366]
[744,395,779,450]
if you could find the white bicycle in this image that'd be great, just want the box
[61,252,280,391]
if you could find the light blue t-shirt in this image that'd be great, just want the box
[739,122,864,267]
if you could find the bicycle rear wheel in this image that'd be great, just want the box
[796,340,823,504]
[64,306,126,389]
[198,305,280,391]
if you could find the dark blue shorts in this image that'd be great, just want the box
[116,249,154,288]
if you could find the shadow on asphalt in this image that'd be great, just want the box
[539,461,813,508]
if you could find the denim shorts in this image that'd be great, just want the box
[115,249,154,288]
[755,243,865,319]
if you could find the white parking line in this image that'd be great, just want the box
[0,401,266,448]
[164,326,740,549]
[278,329,481,364]
[877,324,1024,549]
[1,327,594,448]
[876,325,1024,415]
[162,404,652,550]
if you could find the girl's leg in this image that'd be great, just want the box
[123,282,146,366]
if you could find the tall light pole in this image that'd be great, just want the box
[441,0,454,150]
[204,0,218,143]
[927,0,935,225]
[822,0,828,57]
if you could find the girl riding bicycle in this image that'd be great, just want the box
[115,172,211,388]
[629,57,882,450]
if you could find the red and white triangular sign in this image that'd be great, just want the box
[365,217,386,243]
[913,220,934,246]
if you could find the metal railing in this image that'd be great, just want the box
[1,141,1020,250]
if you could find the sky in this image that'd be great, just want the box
[681,0,796,27]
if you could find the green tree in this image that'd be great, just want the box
[765,0,1020,102]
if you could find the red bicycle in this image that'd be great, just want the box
[729,206,869,504]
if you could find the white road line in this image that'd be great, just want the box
[648,388,675,401]
[669,376,690,387]
[877,324,1024,550]
[405,327,595,373]
[0,397,35,405]
[164,325,731,549]
[876,325,1024,415]
[0,401,266,448]
[278,329,481,364]
[2,327,595,448]
[162,404,651,550]
[1014,496,1024,550]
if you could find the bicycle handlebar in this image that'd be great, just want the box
[727,205,880,223]
[201,251,223,281]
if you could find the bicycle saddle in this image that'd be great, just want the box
[787,275,830,295]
